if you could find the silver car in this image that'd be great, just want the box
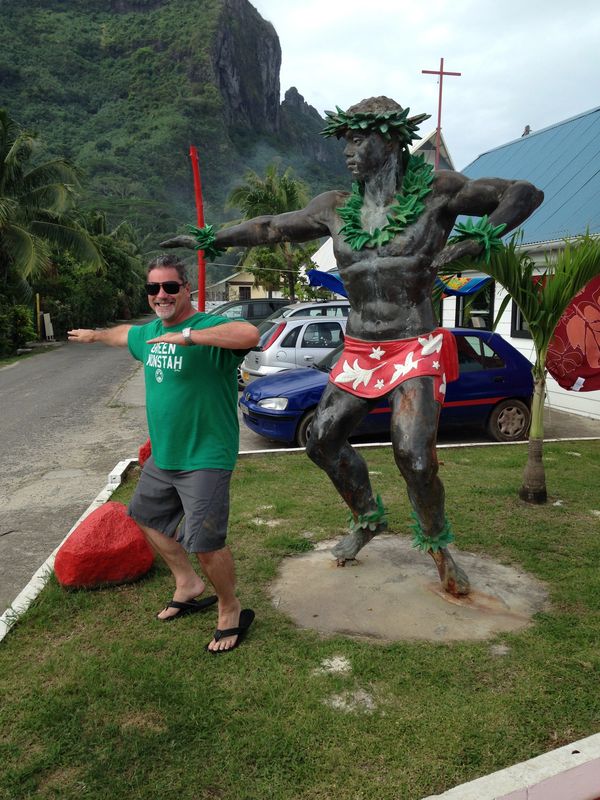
[241,316,347,385]
[272,299,349,318]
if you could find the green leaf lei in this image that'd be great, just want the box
[348,494,388,534]
[410,512,455,553]
[187,223,225,261]
[447,216,507,262]
[337,154,434,251]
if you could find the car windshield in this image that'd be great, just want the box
[258,305,297,328]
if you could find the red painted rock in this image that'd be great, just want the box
[54,501,154,588]
[138,438,151,467]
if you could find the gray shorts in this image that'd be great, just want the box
[128,456,231,553]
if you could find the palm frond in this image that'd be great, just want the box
[29,219,104,268]
[2,223,52,278]
[226,162,309,217]
[21,159,82,193]
[0,196,18,225]
[19,183,76,215]
[0,125,37,192]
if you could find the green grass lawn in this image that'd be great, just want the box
[1,441,599,800]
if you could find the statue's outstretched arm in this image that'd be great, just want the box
[160,192,337,252]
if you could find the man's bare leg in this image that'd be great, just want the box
[138,523,210,619]
[306,384,386,563]
[197,547,242,653]
[390,379,470,597]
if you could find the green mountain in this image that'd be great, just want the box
[0,0,347,245]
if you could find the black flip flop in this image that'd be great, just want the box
[206,608,255,654]
[157,595,218,622]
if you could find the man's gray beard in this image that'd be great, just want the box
[154,305,175,321]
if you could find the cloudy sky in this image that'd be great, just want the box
[250,0,600,170]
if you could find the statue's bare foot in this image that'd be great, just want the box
[429,547,470,596]
[332,522,387,565]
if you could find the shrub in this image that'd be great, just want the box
[0,298,36,356]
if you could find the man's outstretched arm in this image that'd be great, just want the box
[146,321,259,350]
[160,192,337,251]
[68,325,132,347]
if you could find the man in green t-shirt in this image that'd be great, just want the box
[68,255,259,653]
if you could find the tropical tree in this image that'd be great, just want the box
[226,163,310,300]
[0,108,102,301]
[452,233,600,504]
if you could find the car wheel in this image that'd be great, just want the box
[295,409,315,447]
[487,399,530,442]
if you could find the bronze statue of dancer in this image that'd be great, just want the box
[162,97,543,596]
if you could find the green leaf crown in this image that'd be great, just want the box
[321,106,431,146]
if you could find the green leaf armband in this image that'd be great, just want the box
[347,494,388,534]
[447,215,507,262]
[410,512,455,553]
[187,224,225,261]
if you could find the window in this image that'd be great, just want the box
[250,301,272,318]
[280,326,301,348]
[238,286,251,300]
[456,335,505,372]
[305,305,349,318]
[221,304,244,320]
[511,301,532,339]
[455,282,495,329]
[301,322,343,348]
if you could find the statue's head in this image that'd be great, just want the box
[321,96,430,150]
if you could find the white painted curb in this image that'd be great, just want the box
[421,731,600,799]
[0,458,137,644]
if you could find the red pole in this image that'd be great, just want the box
[189,145,206,312]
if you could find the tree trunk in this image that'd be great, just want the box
[519,372,547,503]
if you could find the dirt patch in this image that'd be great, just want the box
[270,535,549,643]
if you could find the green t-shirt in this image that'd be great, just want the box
[128,313,244,471]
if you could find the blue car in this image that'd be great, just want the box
[239,329,534,446]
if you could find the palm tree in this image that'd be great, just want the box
[226,163,310,300]
[454,233,600,503]
[0,109,102,300]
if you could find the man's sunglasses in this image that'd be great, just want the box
[145,281,185,296]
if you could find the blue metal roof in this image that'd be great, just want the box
[461,106,600,245]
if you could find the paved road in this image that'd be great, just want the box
[0,340,149,615]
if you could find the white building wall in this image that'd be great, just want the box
[442,283,600,420]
